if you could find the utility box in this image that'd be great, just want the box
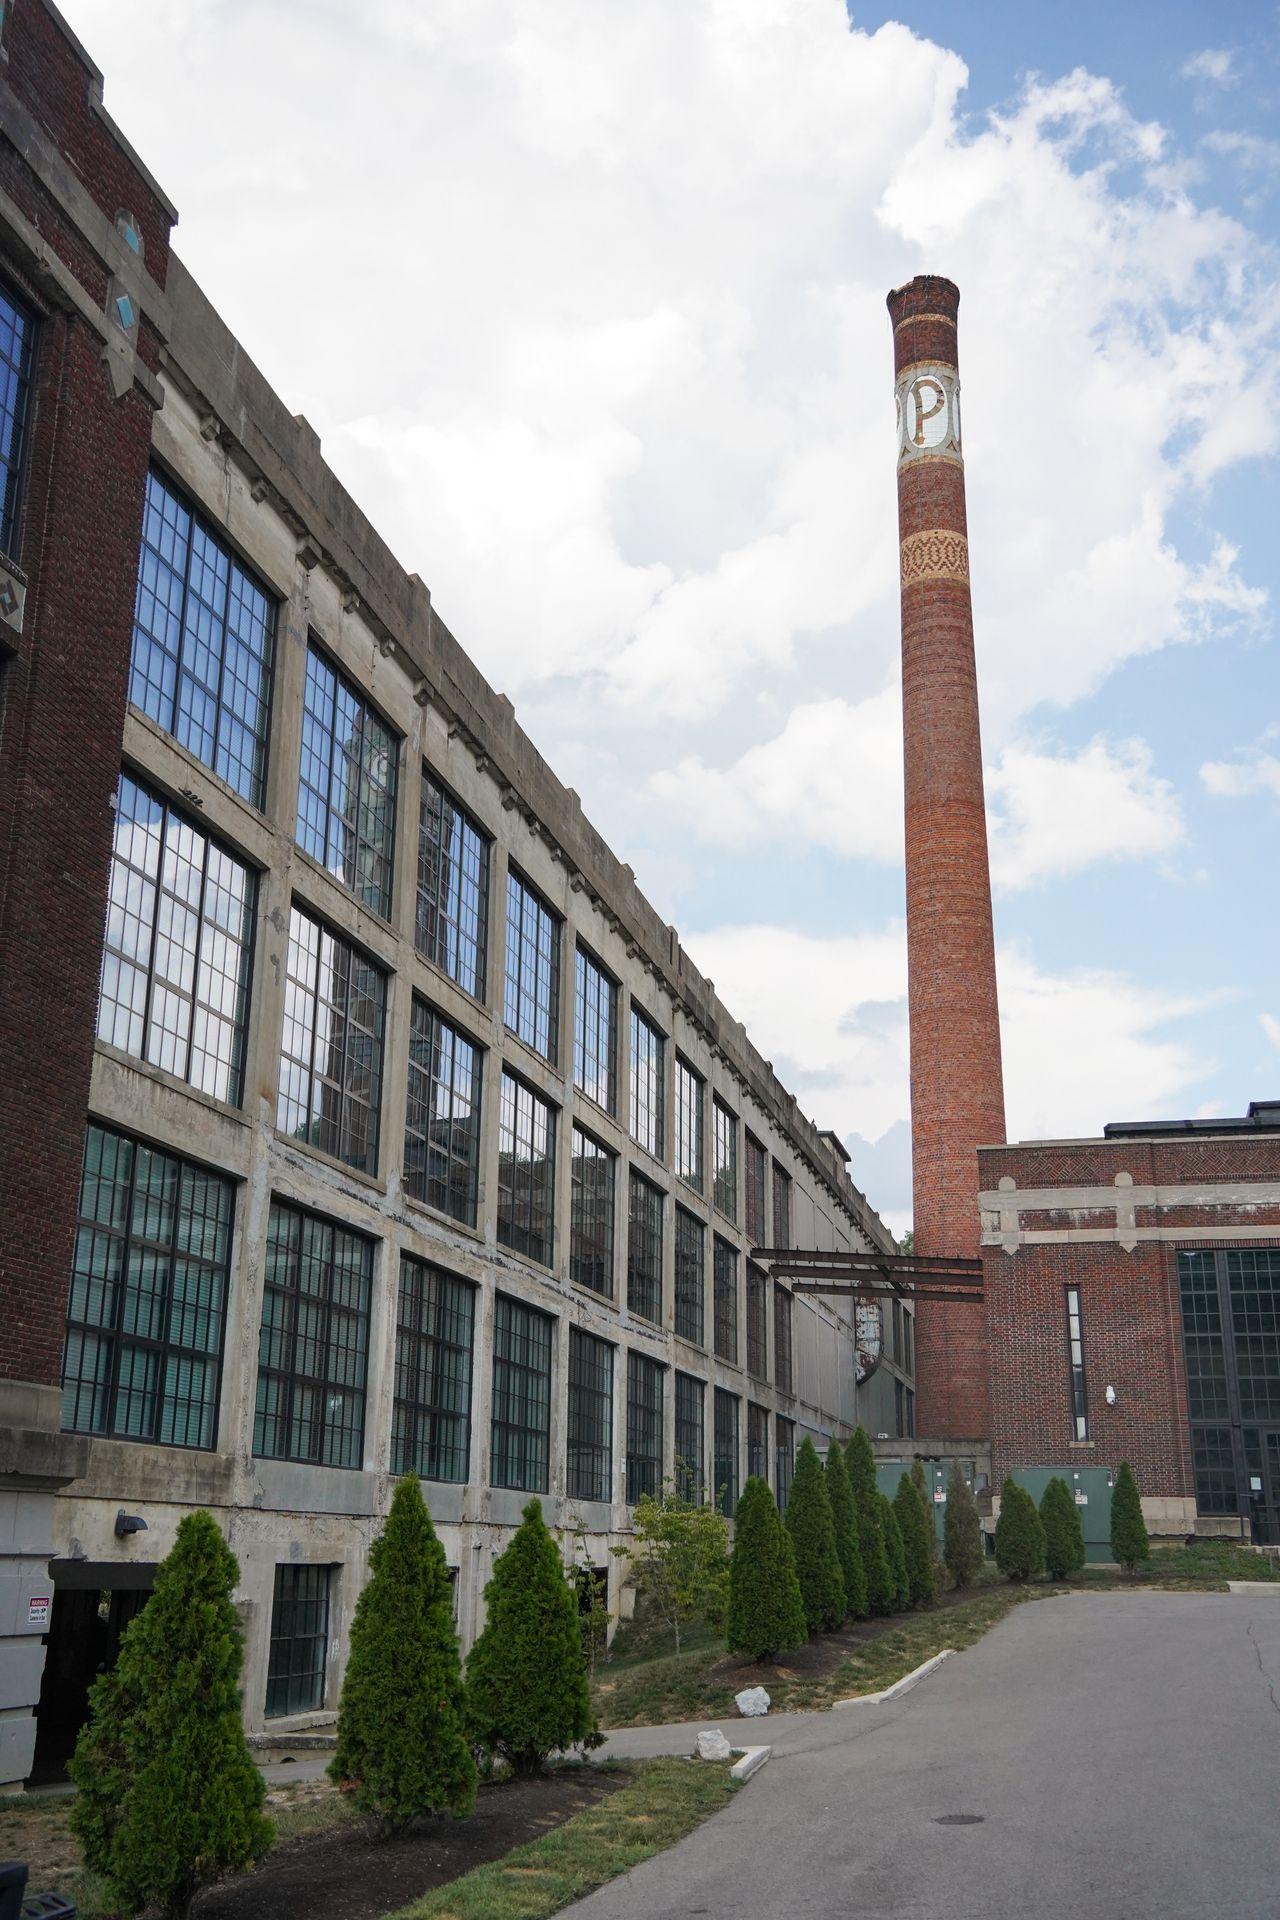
[874,1458,977,1542]
[1009,1466,1115,1564]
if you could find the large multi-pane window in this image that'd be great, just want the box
[570,1127,615,1297]
[776,1415,795,1511]
[771,1161,792,1248]
[746,1264,769,1380]
[744,1135,767,1246]
[497,1072,556,1265]
[627,1351,665,1504]
[1065,1287,1088,1441]
[674,1207,705,1346]
[714,1388,739,1518]
[129,469,276,808]
[404,999,482,1226]
[254,1201,372,1469]
[675,1057,704,1193]
[296,643,398,918]
[0,280,34,557]
[674,1372,705,1503]
[98,771,256,1105]
[713,1237,738,1364]
[574,946,617,1114]
[748,1402,769,1483]
[712,1098,738,1220]
[630,1007,665,1160]
[491,1295,553,1493]
[627,1171,664,1324]
[278,907,385,1174]
[391,1256,474,1481]
[1178,1249,1280,1518]
[504,870,560,1063]
[567,1328,614,1503]
[775,1285,794,1395]
[61,1125,232,1449]
[265,1565,331,1718]
[416,769,489,1001]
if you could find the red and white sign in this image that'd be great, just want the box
[28,1595,50,1628]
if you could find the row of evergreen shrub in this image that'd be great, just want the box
[70,1484,598,1919]
[994,1462,1150,1581]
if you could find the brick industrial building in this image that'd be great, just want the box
[888,277,1280,1555]
[0,0,914,1788]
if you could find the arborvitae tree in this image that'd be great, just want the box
[69,1511,272,1920]
[1110,1462,1151,1575]
[894,1473,936,1606]
[845,1427,896,1615]
[785,1439,846,1632]
[877,1492,911,1610]
[1040,1476,1087,1581]
[331,1477,476,1832]
[994,1476,1047,1582]
[466,1499,597,1776]
[825,1440,869,1619]
[726,1477,807,1660]
[943,1463,984,1590]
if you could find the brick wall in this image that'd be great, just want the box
[888,276,1004,1439]
[0,0,174,1391]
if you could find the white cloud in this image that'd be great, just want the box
[684,920,1214,1222]
[986,736,1185,891]
[655,714,1185,890]
[56,0,1274,753]
[1182,48,1238,87]
[1262,1014,1280,1051]
[1201,745,1280,799]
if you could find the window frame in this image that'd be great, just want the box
[673,1205,705,1347]
[573,942,618,1116]
[674,1370,705,1503]
[98,768,257,1107]
[295,637,399,920]
[415,764,491,1003]
[277,902,387,1175]
[627,1168,665,1325]
[391,1254,475,1482]
[128,465,277,810]
[712,1096,738,1221]
[570,1123,616,1299]
[674,1055,705,1194]
[771,1160,792,1249]
[776,1414,795,1511]
[746,1262,769,1381]
[1065,1284,1089,1442]
[626,1349,665,1505]
[774,1284,794,1396]
[496,1069,557,1267]
[61,1122,234,1451]
[0,274,36,561]
[713,1387,740,1518]
[567,1326,615,1504]
[253,1198,373,1470]
[747,1401,769,1483]
[713,1236,739,1364]
[265,1564,331,1719]
[744,1133,767,1247]
[403,996,483,1227]
[629,1004,666,1161]
[491,1293,554,1493]
[503,865,561,1065]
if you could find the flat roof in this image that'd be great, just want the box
[1103,1099,1280,1140]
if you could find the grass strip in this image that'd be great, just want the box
[385,1758,737,1920]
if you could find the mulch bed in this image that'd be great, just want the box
[195,1768,627,1920]
[702,1581,986,1691]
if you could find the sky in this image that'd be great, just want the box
[61,0,1280,1235]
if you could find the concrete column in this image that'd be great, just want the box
[888,274,1005,1439]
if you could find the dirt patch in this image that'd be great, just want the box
[194,1768,627,1920]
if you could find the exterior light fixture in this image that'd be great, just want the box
[1105,1384,1117,1406]
[114,1510,148,1538]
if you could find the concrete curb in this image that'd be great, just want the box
[1226,1581,1280,1594]
[729,1745,770,1782]
[830,1647,955,1710]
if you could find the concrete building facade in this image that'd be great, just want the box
[0,0,911,1787]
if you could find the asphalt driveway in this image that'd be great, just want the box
[569,1590,1280,1919]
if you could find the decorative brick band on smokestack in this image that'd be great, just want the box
[888,275,1005,1440]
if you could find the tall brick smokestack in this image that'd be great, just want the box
[888,275,1005,1439]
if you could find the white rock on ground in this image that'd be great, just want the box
[735,1687,771,1717]
[696,1729,734,1761]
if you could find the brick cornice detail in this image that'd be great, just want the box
[899,528,969,587]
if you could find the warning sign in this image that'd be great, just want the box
[933,1489,945,1502]
[1073,1492,1088,1506]
[28,1595,50,1628]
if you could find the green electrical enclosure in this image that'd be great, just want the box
[1009,1466,1115,1564]
[874,1458,978,1543]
